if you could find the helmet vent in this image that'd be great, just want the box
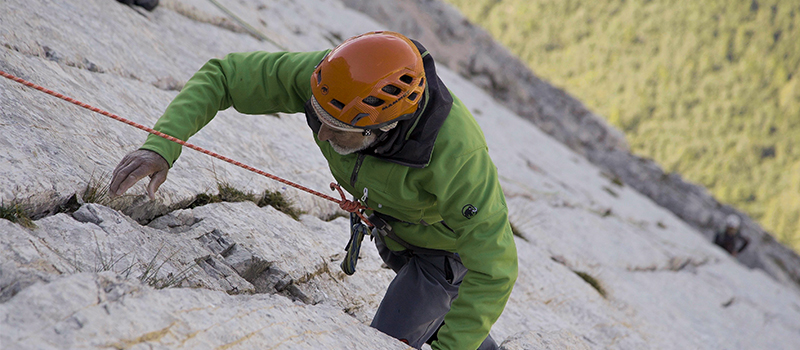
[315,69,322,84]
[351,113,370,125]
[408,92,419,101]
[399,75,414,84]
[419,77,425,87]
[330,99,346,110]
[363,96,385,107]
[381,84,402,96]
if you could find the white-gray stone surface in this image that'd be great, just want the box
[0,272,404,350]
[1,0,800,349]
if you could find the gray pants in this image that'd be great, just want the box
[371,238,498,350]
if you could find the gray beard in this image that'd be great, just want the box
[329,134,378,155]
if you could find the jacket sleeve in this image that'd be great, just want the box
[140,50,328,166]
[425,147,518,350]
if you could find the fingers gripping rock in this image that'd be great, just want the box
[109,149,169,198]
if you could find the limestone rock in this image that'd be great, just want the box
[2,0,800,349]
[501,330,592,350]
[0,272,406,349]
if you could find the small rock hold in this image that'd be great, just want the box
[722,297,735,308]
[82,58,103,73]
[152,76,184,91]
[551,255,568,266]
[42,45,60,62]
[72,204,103,225]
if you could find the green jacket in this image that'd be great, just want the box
[141,48,518,350]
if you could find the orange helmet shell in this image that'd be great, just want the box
[311,31,426,129]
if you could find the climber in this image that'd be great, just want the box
[116,0,158,12]
[108,31,517,350]
[714,214,749,257]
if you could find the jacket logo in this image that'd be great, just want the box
[462,204,478,219]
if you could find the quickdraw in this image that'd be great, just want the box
[341,210,371,275]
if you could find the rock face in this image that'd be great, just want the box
[0,272,402,350]
[2,0,800,349]
[0,202,400,349]
[339,0,800,293]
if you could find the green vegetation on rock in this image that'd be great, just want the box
[188,183,305,220]
[0,201,35,229]
[444,0,800,248]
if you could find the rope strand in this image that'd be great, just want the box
[0,70,369,217]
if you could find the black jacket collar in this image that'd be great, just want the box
[305,40,453,168]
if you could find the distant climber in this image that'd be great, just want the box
[108,31,517,350]
[116,0,158,11]
[714,214,749,256]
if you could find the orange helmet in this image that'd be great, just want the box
[310,31,426,130]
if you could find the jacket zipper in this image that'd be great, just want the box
[350,153,366,188]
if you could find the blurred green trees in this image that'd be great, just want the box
[444,0,800,248]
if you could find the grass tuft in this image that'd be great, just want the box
[187,193,215,209]
[257,189,304,220]
[188,182,305,220]
[573,270,607,298]
[139,245,197,289]
[0,200,36,229]
[187,183,251,209]
[217,183,257,203]
[82,172,112,205]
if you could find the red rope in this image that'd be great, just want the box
[0,70,370,220]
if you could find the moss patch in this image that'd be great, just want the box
[257,189,304,220]
[188,183,305,220]
[187,183,254,209]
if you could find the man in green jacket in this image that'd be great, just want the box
[109,31,517,350]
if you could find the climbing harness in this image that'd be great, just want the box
[368,212,461,262]
[0,70,376,272]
